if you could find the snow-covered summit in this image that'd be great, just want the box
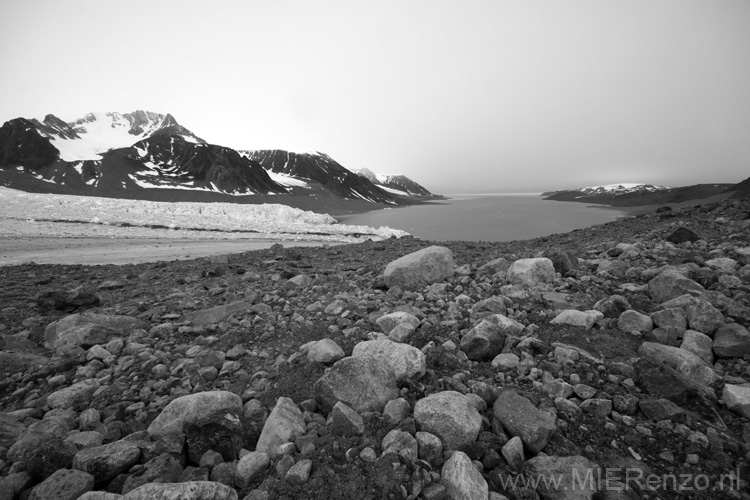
[33,111,203,161]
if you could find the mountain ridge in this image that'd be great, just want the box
[0,111,439,208]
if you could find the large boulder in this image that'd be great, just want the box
[44,313,147,354]
[28,468,94,500]
[493,390,556,454]
[638,342,719,388]
[255,397,306,458]
[383,246,454,290]
[713,323,750,358]
[648,270,704,303]
[314,356,398,414]
[413,391,482,451]
[506,258,555,287]
[147,391,243,454]
[351,339,426,382]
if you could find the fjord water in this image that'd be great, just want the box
[339,195,628,242]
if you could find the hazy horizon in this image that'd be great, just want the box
[2,0,749,195]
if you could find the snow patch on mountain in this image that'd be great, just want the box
[38,112,201,162]
[0,187,408,242]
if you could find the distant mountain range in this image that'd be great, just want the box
[0,111,439,207]
[543,182,746,206]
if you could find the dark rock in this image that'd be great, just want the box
[36,286,101,311]
[665,227,702,244]
[459,319,506,361]
[639,398,684,420]
[25,437,78,480]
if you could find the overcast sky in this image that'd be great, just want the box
[2,0,749,194]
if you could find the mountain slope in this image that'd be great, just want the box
[243,150,405,204]
[354,168,435,197]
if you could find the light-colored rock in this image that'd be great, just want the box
[306,339,345,364]
[491,353,520,371]
[235,452,270,489]
[413,391,482,451]
[29,468,95,500]
[389,323,416,342]
[376,311,420,334]
[121,481,238,500]
[78,492,123,500]
[47,380,101,410]
[147,391,242,452]
[554,346,580,365]
[381,429,418,461]
[285,459,312,485]
[416,431,442,463]
[648,270,704,303]
[501,436,524,468]
[617,310,653,333]
[650,307,688,333]
[551,310,603,330]
[255,397,306,458]
[506,258,555,287]
[484,313,525,336]
[524,455,599,500]
[685,299,725,336]
[314,356,398,414]
[637,342,719,387]
[441,451,489,500]
[713,323,750,358]
[723,384,750,419]
[285,274,312,288]
[493,390,556,453]
[680,330,713,365]
[705,257,739,272]
[383,246,454,290]
[351,339,426,382]
[181,299,255,326]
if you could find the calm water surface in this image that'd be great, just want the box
[339,195,629,242]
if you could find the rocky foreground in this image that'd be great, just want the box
[1,199,749,500]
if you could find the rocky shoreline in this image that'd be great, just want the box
[1,198,749,500]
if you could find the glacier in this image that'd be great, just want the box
[0,187,409,243]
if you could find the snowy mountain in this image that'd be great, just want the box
[0,111,437,207]
[353,168,435,197]
[543,182,733,206]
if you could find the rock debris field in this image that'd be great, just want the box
[1,198,750,500]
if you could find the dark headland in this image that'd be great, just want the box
[1,191,749,500]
